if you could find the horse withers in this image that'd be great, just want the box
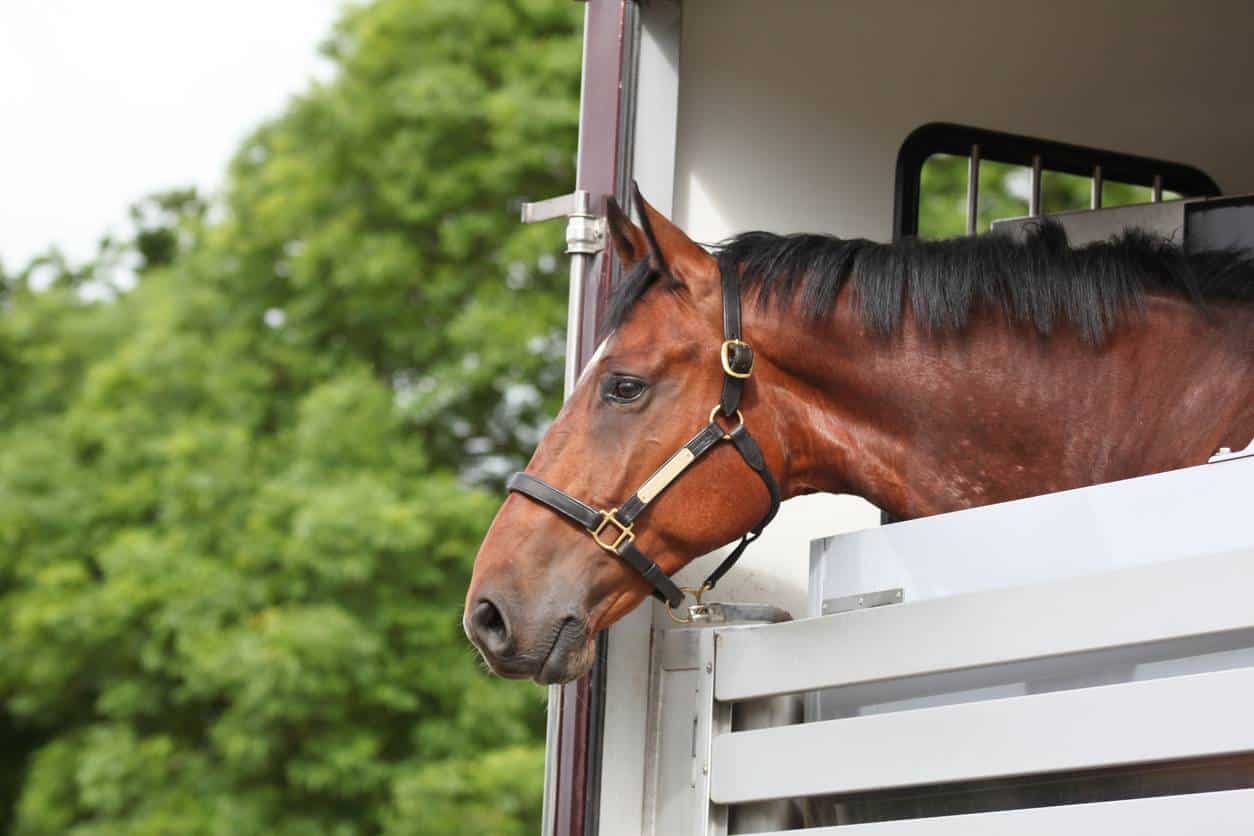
[465,189,1254,684]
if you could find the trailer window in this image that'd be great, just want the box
[897,123,1215,240]
[919,155,1028,238]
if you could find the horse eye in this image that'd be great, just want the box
[603,375,648,404]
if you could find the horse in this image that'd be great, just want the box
[464,188,1254,685]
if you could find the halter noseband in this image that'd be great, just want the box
[506,260,782,612]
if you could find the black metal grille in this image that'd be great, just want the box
[894,122,1222,240]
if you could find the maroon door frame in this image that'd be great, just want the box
[550,3,638,835]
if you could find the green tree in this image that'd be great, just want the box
[0,1,581,832]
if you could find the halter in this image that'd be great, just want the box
[506,260,782,615]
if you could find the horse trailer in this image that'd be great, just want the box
[517,2,1254,833]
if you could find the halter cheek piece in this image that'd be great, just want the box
[506,262,782,612]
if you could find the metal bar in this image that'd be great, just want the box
[523,193,578,224]
[1029,153,1042,216]
[748,789,1254,835]
[1091,164,1103,210]
[546,3,635,835]
[646,629,718,836]
[710,664,1254,804]
[716,547,1254,702]
[1152,174,1164,202]
[965,144,980,235]
[821,587,903,616]
[728,694,803,834]
[993,200,1187,246]
[709,699,733,836]
[562,256,590,394]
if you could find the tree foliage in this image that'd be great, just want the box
[0,1,581,832]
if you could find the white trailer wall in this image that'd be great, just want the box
[676,0,1254,243]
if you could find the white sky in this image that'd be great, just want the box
[0,0,344,269]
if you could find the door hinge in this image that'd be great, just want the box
[520,189,605,256]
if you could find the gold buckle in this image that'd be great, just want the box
[590,509,635,553]
[720,339,753,379]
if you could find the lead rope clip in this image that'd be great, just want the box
[665,584,714,624]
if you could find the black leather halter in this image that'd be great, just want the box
[506,261,781,611]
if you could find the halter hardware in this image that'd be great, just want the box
[665,584,711,625]
[506,253,781,610]
[720,338,754,378]
[590,509,635,553]
[708,405,745,439]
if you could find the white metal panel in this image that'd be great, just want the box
[630,0,681,217]
[809,457,1254,616]
[751,789,1254,836]
[718,547,1254,702]
[646,628,720,836]
[710,665,1254,804]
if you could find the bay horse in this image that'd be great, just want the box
[465,189,1254,684]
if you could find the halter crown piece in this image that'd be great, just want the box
[506,254,782,616]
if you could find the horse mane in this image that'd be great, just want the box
[606,222,1254,342]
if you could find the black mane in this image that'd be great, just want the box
[606,223,1254,342]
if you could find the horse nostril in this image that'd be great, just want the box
[472,598,511,656]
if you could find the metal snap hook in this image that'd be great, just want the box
[664,584,712,624]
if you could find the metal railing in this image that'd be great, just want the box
[648,457,1254,834]
[684,549,1254,834]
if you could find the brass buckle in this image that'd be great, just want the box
[590,509,635,553]
[720,339,753,379]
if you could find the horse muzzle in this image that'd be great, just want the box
[464,594,594,684]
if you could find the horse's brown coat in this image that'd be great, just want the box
[465,197,1254,684]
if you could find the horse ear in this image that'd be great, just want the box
[606,196,648,269]
[630,183,716,294]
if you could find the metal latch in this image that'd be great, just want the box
[519,189,605,256]
[688,601,792,625]
[822,587,905,616]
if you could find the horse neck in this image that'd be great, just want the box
[747,290,1254,519]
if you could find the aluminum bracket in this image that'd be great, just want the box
[822,587,905,616]
[519,189,606,256]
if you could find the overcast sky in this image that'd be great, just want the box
[0,0,343,269]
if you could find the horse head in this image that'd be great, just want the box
[464,192,783,683]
